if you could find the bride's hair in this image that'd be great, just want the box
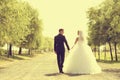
[78,30,83,37]
[78,30,88,44]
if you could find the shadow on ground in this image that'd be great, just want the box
[0,67,6,70]
[10,55,26,60]
[45,73,61,76]
[103,68,120,78]
[45,73,83,77]
[103,68,120,73]
[65,73,83,77]
[97,60,120,64]
[0,56,13,61]
[17,54,35,58]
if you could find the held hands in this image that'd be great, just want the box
[54,51,57,54]
[71,45,75,50]
[68,45,75,53]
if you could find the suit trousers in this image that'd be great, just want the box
[56,51,65,72]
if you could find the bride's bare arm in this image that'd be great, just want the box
[74,37,79,44]
[71,37,79,49]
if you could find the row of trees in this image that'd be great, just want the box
[0,0,53,57]
[87,0,120,61]
[41,37,53,52]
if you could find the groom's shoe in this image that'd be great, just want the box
[59,71,64,74]
[61,71,64,74]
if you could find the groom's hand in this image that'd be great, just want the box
[54,51,57,54]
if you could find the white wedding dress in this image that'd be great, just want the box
[63,36,101,74]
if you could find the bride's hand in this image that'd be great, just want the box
[71,46,74,49]
[54,51,57,54]
[68,50,71,53]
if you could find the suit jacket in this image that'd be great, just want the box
[54,34,70,53]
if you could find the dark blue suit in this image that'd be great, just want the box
[54,34,70,72]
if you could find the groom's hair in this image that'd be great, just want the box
[59,29,64,32]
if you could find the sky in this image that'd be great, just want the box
[23,0,105,46]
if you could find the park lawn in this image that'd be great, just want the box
[94,52,120,61]
[0,52,43,66]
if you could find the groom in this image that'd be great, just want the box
[54,29,70,73]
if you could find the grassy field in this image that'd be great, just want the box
[94,51,120,61]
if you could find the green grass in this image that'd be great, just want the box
[0,53,36,64]
[94,52,120,62]
[0,51,46,64]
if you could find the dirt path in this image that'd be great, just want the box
[0,53,120,80]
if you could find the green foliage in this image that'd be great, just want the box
[0,0,43,56]
[87,0,120,61]
[0,0,31,46]
[20,6,43,50]
[0,49,7,55]
[88,0,120,45]
[41,37,53,51]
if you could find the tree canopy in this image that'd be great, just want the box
[87,0,120,61]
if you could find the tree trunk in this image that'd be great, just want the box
[104,44,107,60]
[98,46,100,60]
[108,42,113,61]
[8,44,12,57]
[18,47,22,55]
[7,44,9,57]
[94,46,97,57]
[28,49,31,55]
[114,42,118,61]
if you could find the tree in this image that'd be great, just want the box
[0,0,32,56]
[19,5,43,55]
[87,7,105,60]
[40,37,53,52]
[87,0,120,61]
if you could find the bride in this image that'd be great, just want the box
[63,30,101,74]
